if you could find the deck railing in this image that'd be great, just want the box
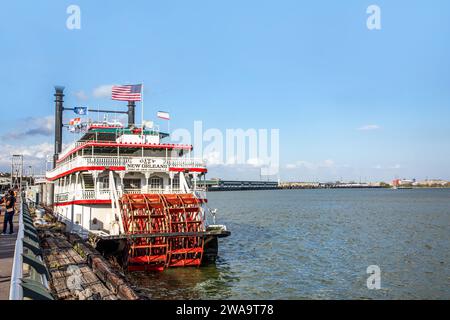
[54,188,189,203]
[47,155,206,180]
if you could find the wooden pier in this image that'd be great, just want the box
[38,223,140,300]
[40,231,118,300]
[3,198,139,300]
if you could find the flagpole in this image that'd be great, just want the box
[142,83,144,128]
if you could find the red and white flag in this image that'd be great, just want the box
[69,118,81,126]
[157,111,170,120]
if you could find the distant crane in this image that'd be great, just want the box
[10,154,24,191]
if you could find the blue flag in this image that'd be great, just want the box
[74,107,88,115]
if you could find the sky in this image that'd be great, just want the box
[0,0,449,182]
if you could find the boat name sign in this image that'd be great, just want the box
[126,158,167,171]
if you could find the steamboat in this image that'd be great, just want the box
[44,86,230,272]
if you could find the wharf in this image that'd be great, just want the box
[37,222,139,300]
[4,199,139,300]
[41,231,118,300]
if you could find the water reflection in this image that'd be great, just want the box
[128,258,239,300]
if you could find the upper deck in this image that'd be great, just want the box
[57,123,174,162]
[47,121,205,181]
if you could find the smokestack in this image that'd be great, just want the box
[127,101,136,128]
[54,86,65,168]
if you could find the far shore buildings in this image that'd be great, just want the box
[413,179,449,187]
[0,173,10,192]
[282,179,449,188]
[393,178,449,187]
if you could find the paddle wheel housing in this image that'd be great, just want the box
[119,193,206,271]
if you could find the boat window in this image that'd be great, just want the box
[173,175,180,190]
[98,177,109,189]
[124,179,141,190]
[150,177,163,190]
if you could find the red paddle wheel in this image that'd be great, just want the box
[119,193,205,271]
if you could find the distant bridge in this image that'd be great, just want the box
[198,180,279,191]
[198,180,387,192]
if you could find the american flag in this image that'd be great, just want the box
[111,84,142,101]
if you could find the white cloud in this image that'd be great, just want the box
[358,124,380,131]
[74,90,88,100]
[322,159,335,167]
[202,150,274,170]
[246,158,266,167]
[286,161,313,170]
[286,159,336,170]
[3,116,54,140]
[373,164,402,170]
[203,151,222,166]
[225,156,237,166]
[93,84,115,98]
[0,142,53,172]
[286,161,306,170]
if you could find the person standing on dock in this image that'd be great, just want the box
[1,190,16,235]
[0,193,4,217]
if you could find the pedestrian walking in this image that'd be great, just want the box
[2,190,16,235]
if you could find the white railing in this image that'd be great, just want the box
[79,189,112,200]
[47,156,206,180]
[98,189,111,199]
[124,188,187,194]
[81,190,96,200]
[53,189,113,202]
[58,142,77,160]
[58,141,89,161]
[57,137,190,164]
[54,188,189,202]
[123,189,143,194]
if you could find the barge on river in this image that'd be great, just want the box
[43,86,230,272]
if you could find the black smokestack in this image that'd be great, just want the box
[54,86,65,168]
[127,101,136,128]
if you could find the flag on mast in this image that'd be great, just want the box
[69,118,81,126]
[111,84,142,101]
[157,111,170,120]
[74,106,88,115]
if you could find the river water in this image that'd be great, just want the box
[128,189,450,300]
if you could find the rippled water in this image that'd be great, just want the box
[128,189,450,300]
